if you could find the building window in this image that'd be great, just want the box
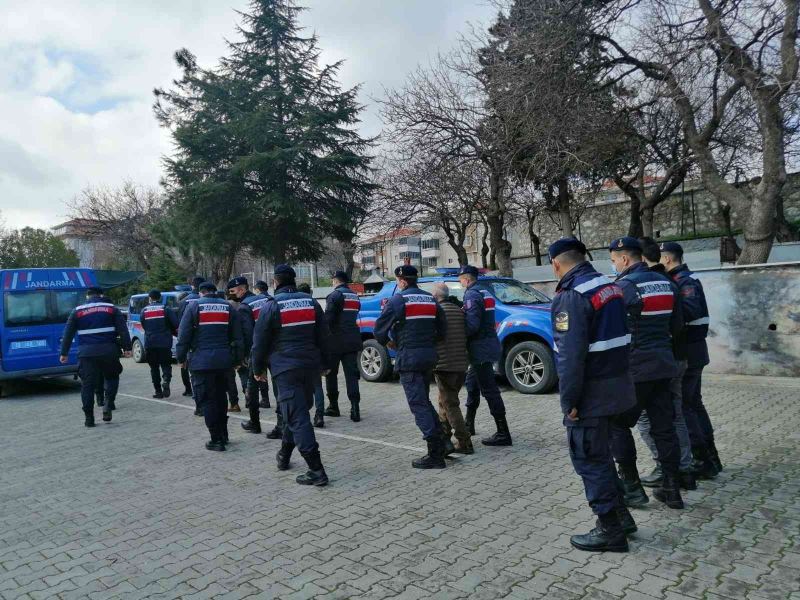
[422,257,438,267]
[421,238,440,250]
[399,251,420,260]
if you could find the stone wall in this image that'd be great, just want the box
[508,172,800,258]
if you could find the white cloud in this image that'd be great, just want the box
[0,0,494,229]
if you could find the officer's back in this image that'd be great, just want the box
[325,280,362,353]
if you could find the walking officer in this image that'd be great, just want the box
[251,280,274,410]
[661,242,722,476]
[374,264,448,469]
[608,237,685,510]
[323,270,363,423]
[176,282,244,451]
[549,237,637,552]
[251,265,330,486]
[60,286,132,427]
[178,276,204,410]
[141,290,179,398]
[459,265,512,446]
[226,277,256,413]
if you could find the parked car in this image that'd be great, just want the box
[356,269,556,394]
[0,268,98,393]
[126,290,186,363]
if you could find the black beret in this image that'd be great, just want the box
[457,265,480,277]
[659,241,684,256]
[274,264,296,278]
[394,264,418,278]
[198,281,217,292]
[227,276,248,289]
[548,237,587,260]
[332,270,349,283]
[609,237,642,252]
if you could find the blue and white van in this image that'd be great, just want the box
[0,268,98,387]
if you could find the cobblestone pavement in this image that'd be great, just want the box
[1,363,799,600]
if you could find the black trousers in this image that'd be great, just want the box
[193,369,228,443]
[567,416,623,516]
[465,362,506,417]
[682,366,715,450]
[180,366,192,392]
[146,347,172,391]
[225,368,239,406]
[325,352,360,403]
[275,369,319,455]
[610,378,680,477]
[79,356,122,413]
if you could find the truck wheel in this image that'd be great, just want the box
[132,339,146,364]
[359,339,393,382]
[504,340,556,394]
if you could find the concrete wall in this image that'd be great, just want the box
[527,262,800,379]
[508,172,800,260]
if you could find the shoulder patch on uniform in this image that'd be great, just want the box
[555,311,569,332]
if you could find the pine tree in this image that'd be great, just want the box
[155,0,374,271]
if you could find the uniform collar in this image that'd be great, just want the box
[650,263,667,274]
[275,284,297,294]
[669,263,690,276]
[556,261,597,292]
[617,261,648,279]
[335,283,348,290]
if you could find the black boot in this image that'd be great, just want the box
[618,463,649,508]
[412,438,447,469]
[95,393,104,407]
[707,442,723,472]
[441,432,456,457]
[313,411,325,428]
[297,450,329,486]
[276,443,295,471]
[107,398,116,411]
[465,405,477,436]
[161,377,171,398]
[691,447,719,480]
[570,511,629,552]
[102,410,112,422]
[640,465,663,488]
[259,394,270,409]
[266,410,284,439]
[241,407,262,434]
[325,393,341,417]
[205,440,225,452]
[350,399,360,422]
[679,470,698,491]
[481,415,512,446]
[654,472,685,509]
[153,385,164,399]
[84,410,95,428]
[617,506,638,535]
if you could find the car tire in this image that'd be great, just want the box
[132,339,146,364]
[359,339,393,382]
[504,340,556,394]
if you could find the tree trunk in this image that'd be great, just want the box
[527,219,542,266]
[480,224,490,269]
[628,193,644,238]
[556,178,574,237]
[489,246,497,271]
[487,173,513,276]
[641,205,655,238]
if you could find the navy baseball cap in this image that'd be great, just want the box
[659,241,684,257]
[457,265,480,277]
[332,270,349,283]
[227,276,248,289]
[198,281,217,292]
[609,237,642,252]
[394,264,418,278]
[274,264,296,278]
[548,237,587,260]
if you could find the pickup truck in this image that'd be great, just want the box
[356,270,557,394]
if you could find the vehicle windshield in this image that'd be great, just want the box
[418,281,465,302]
[481,280,550,305]
[4,291,49,326]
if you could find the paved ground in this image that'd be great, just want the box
[1,363,799,600]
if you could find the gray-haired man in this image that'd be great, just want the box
[432,283,474,454]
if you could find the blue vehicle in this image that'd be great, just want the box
[0,268,98,390]
[127,291,186,363]
[356,269,557,394]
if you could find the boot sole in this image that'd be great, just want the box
[412,463,447,469]
[277,464,291,471]
[297,478,329,486]
[570,539,629,552]
[653,493,685,509]
[481,441,512,446]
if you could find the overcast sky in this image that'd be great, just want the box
[0,0,495,229]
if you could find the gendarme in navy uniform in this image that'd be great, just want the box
[323,270,362,424]
[60,286,132,427]
[458,265,512,447]
[141,289,179,399]
[251,265,331,486]
[177,276,204,408]
[549,237,637,552]
[176,282,244,451]
[226,277,255,416]
[608,237,685,511]
[374,264,448,469]
[661,242,722,477]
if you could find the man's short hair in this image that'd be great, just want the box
[613,247,643,262]
[297,283,312,294]
[274,272,295,288]
[148,289,162,301]
[553,249,585,266]
[431,282,449,300]
[639,237,661,263]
